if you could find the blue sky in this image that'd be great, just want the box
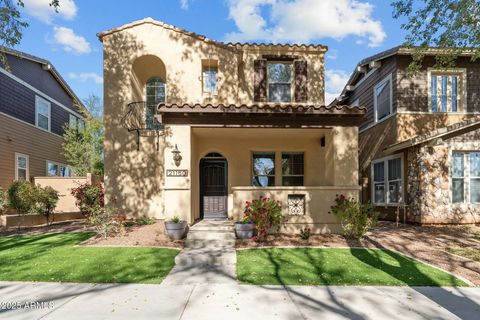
[15,0,409,105]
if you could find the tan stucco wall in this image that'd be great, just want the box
[34,176,88,213]
[232,187,359,233]
[101,20,362,232]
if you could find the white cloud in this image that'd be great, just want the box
[226,0,386,47]
[325,69,350,104]
[22,0,77,23]
[68,72,103,85]
[52,27,91,54]
[180,0,189,10]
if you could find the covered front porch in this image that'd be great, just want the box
[157,103,364,233]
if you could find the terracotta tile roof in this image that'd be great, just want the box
[97,18,326,52]
[158,103,366,115]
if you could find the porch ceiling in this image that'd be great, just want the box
[156,103,366,127]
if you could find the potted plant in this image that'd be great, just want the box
[234,216,255,239]
[165,216,188,240]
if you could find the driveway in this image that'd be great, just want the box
[1,281,479,320]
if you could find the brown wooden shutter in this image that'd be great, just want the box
[294,60,308,102]
[254,59,267,102]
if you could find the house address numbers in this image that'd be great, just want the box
[166,169,189,177]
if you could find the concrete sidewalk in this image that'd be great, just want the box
[0,281,479,320]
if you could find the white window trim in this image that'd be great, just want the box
[0,67,83,118]
[373,73,393,123]
[451,151,480,204]
[15,153,29,181]
[35,95,51,132]
[427,68,467,113]
[46,160,70,177]
[371,154,404,206]
[267,61,293,103]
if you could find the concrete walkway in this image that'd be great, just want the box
[162,220,237,285]
[0,281,479,320]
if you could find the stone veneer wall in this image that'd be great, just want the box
[407,144,480,224]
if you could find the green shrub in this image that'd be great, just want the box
[70,183,104,217]
[35,186,60,224]
[330,194,379,239]
[7,181,37,214]
[244,196,283,241]
[0,188,7,214]
[137,216,156,225]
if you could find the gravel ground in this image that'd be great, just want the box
[82,221,184,248]
[0,220,183,248]
[236,221,480,286]
[0,220,91,236]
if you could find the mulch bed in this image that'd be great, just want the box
[0,220,91,236]
[81,221,184,248]
[237,221,480,286]
[0,220,183,249]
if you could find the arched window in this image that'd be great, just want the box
[145,77,166,129]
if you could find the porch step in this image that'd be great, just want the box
[185,239,236,249]
[190,220,234,232]
[187,230,236,241]
[174,248,236,266]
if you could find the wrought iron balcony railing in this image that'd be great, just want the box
[121,101,163,151]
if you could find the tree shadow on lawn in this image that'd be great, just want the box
[240,249,366,319]
[351,237,479,320]
[0,232,178,284]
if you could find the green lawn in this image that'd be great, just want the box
[237,248,467,286]
[0,233,179,284]
[447,246,480,262]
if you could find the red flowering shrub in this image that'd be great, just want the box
[244,196,283,241]
[70,183,104,217]
[330,194,379,238]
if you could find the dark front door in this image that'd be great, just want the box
[200,159,228,219]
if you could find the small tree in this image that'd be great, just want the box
[71,183,104,217]
[35,186,59,225]
[7,180,37,214]
[62,94,104,177]
[7,181,37,230]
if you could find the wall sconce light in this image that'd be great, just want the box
[172,144,182,167]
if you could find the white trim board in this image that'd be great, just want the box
[0,111,63,138]
[0,67,83,118]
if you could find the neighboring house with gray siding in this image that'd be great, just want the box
[335,46,480,224]
[0,47,85,191]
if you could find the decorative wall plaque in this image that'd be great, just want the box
[166,169,189,177]
[288,194,305,215]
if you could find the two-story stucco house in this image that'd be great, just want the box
[336,46,480,224]
[98,18,365,232]
[0,47,85,191]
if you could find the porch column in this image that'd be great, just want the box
[163,125,192,222]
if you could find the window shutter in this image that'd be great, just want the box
[254,59,267,102]
[294,60,308,102]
